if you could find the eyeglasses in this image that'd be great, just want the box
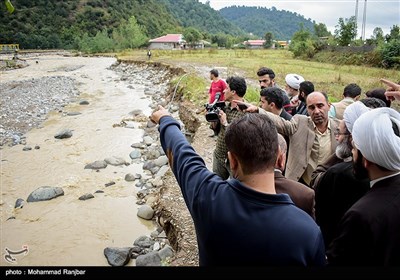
[259,79,269,84]
[334,129,350,136]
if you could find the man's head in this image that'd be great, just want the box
[285,74,305,97]
[334,120,352,159]
[259,87,286,113]
[351,107,400,179]
[360,97,387,108]
[224,76,247,101]
[210,69,219,80]
[225,114,278,175]
[257,67,275,89]
[343,83,362,100]
[365,88,391,107]
[275,133,287,172]
[306,91,330,126]
[299,81,315,102]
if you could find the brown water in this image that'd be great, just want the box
[0,55,156,266]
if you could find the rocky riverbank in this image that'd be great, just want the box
[1,53,204,266]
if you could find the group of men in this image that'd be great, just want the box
[149,66,400,266]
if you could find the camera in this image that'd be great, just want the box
[205,93,225,122]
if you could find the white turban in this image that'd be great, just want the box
[285,74,304,90]
[343,101,371,133]
[352,107,400,171]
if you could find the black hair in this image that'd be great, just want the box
[210,69,219,77]
[257,67,275,79]
[225,114,278,174]
[343,83,362,98]
[365,88,391,107]
[226,76,247,97]
[359,97,386,108]
[299,81,315,96]
[260,87,287,109]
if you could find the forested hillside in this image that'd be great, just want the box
[220,6,315,40]
[0,0,318,49]
[0,0,180,49]
[160,0,244,36]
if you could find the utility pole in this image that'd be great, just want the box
[354,0,359,39]
[361,0,367,41]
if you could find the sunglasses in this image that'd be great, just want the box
[334,129,350,136]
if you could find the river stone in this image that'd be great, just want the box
[27,186,64,202]
[143,136,153,146]
[125,173,136,182]
[66,112,81,116]
[158,245,174,261]
[129,150,141,159]
[135,251,161,266]
[54,129,73,139]
[154,156,168,167]
[104,247,133,267]
[84,160,107,170]
[15,198,25,208]
[104,156,127,166]
[79,100,89,105]
[137,205,154,220]
[133,236,155,248]
[156,165,169,177]
[79,193,94,201]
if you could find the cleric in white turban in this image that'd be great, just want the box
[327,107,400,266]
[352,107,400,172]
[343,101,371,133]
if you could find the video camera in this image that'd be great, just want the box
[204,93,225,122]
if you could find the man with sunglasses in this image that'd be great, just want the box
[310,101,372,248]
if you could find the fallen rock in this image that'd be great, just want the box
[79,193,94,201]
[27,186,64,202]
[54,129,73,139]
[15,198,25,208]
[104,247,133,267]
[137,205,155,220]
[84,160,107,170]
[135,251,161,266]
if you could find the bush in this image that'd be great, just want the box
[379,39,400,69]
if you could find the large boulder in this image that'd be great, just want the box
[27,186,64,202]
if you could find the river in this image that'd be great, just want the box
[0,54,161,266]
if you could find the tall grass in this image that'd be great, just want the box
[118,49,400,107]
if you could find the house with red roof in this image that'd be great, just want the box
[244,40,266,49]
[148,34,186,50]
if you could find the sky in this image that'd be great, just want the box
[198,0,400,39]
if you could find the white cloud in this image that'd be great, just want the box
[199,0,400,38]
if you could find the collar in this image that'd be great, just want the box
[311,119,331,133]
[370,171,400,188]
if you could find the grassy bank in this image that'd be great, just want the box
[118,49,400,106]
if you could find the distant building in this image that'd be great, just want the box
[148,34,186,50]
[244,40,266,49]
[272,40,289,49]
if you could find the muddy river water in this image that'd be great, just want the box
[0,55,160,266]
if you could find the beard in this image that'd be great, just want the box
[353,150,369,180]
[335,139,353,159]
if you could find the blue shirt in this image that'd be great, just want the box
[158,116,326,266]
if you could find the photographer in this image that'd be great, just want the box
[213,76,247,180]
[208,69,227,137]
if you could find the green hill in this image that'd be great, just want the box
[1,0,318,49]
[0,0,180,49]
[219,5,316,40]
[160,0,244,36]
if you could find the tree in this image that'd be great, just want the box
[112,16,148,50]
[289,24,315,58]
[264,32,273,48]
[385,25,400,42]
[183,27,202,48]
[371,27,384,44]
[314,23,331,38]
[334,16,357,46]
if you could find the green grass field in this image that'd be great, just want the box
[118,49,400,107]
